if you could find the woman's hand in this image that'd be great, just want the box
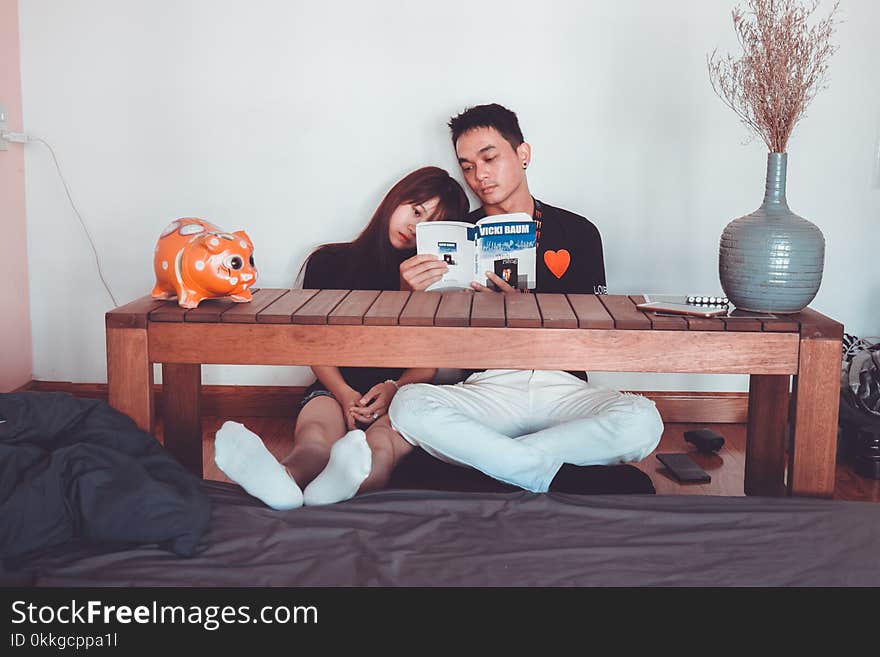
[399,254,448,291]
[349,381,397,425]
[331,385,366,430]
[470,270,520,294]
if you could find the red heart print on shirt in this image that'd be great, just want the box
[543,249,570,279]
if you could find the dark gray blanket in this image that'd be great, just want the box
[0,392,211,562]
[9,480,880,586]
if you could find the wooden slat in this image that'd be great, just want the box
[363,291,411,326]
[745,374,790,496]
[435,292,473,327]
[505,293,542,328]
[470,292,506,328]
[685,316,727,331]
[149,300,189,322]
[647,314,689,330]
[761,316,800,333]
[257,289,319,323]
[185,297,240,323]
[292,289,349,325]
[650,392,750,424]
[149,324,800,374]
[106,295,166,329]
[789,338,841,497]
[629,295,687,330]
[328,290,382,325]
[536,294,577,329]
[598,295,651,329]
[221,289,289,323]
[194,385,303,418]
[565,294,614,329]
[791,307,844,340]
[721,314,763,332]
[398,291,442,327]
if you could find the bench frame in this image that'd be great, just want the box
[106,290,843,497]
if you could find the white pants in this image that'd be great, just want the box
[388,370,664,493]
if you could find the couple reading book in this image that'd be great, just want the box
[213,103,664,509]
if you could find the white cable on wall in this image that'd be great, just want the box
[4,131,119,307]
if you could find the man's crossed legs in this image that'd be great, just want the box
[389,369,664,493]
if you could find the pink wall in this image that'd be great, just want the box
[0,0,33,391]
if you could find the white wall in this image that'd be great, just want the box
[18,0,880,390]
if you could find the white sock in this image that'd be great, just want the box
[214,420,303,510]
[303,429,372,506]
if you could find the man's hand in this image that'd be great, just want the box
[470,270,519,294]
[400,254,448,291]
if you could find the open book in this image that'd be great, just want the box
[415,213,536,291]
[639,295,778,319]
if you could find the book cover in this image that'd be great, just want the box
[415,213,535,291]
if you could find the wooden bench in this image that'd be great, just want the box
[105,289,843,497]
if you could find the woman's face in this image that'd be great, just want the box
[388,196,441,250]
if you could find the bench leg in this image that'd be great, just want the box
[745,374,789,496]
[789,338,841,497]
[162,363,203,478]
[107,327,154,433]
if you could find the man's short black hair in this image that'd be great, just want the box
[448,103,524,152]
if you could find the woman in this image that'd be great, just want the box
[214,166,469,509]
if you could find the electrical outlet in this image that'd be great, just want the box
[0,103,8,151]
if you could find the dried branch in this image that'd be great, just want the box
[708,0,840,152]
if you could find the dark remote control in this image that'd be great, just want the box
[683,428,725,453]
[656,453,711,483]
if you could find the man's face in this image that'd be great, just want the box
[455,127,529,208]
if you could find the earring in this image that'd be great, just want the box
[523,163,528,169]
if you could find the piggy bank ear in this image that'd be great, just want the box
[232,230,253,251]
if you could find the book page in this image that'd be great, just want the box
[415,221,477,291]
[475,213,536,290]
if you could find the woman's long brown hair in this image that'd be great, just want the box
[299,166,469,285]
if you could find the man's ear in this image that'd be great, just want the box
[517,142,531,169]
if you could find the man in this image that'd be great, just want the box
[389,103,663,493]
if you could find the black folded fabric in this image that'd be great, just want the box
[0,392,211,561]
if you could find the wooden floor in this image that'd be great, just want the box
[184,418,880,502]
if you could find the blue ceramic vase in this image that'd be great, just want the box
[719,152,825,313]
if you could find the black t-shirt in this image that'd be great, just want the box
[467,199,606,381]
[302,246,404,292]
[302,247,405,395]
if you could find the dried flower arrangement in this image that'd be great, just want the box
[708,0,840,153]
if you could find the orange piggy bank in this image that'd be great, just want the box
[152,218,258,308]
